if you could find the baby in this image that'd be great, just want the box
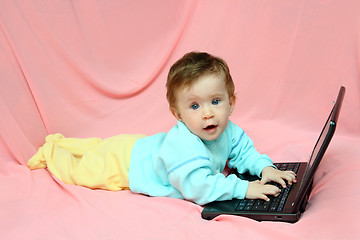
[28,51,296,205]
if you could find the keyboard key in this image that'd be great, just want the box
[269,205,278,212]
[253,201,270,211]
[235,200,246,211]
[244,205,253,211]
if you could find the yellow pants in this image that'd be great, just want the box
[27,133,145,191]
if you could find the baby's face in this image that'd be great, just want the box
[171,73,235,141]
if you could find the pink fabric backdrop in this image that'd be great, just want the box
[1,0,359,239]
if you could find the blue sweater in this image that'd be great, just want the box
[129,120,274,205]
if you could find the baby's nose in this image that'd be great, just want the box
[202,108,214,119]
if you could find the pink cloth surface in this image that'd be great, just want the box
[1,0,359,239]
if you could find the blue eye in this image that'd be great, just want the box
[212,99,220,105]
[191,104,199,110]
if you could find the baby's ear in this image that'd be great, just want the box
[171,107,182,121]
[229,96,236,115]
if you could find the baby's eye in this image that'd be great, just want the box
[191,103,199,110]
[212,99,220,105]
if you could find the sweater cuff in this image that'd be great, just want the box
[235,179,249,199]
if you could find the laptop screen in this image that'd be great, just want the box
[304,108,335,180]
[295,86,345,205]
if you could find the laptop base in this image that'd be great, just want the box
[201,206,302,223]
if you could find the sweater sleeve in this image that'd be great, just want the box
[156,122,248,205]
[227,122,274,177]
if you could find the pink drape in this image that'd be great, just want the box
[1,1,359,239]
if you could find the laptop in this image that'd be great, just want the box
[201,86,346,223]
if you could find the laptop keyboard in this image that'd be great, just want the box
[235,163,300,212]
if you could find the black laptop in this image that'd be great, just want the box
[201,86,346,223]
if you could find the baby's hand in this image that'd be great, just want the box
[260,166,297,188]
[245,180,280,201]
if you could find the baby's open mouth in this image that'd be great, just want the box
[204,125,217,130]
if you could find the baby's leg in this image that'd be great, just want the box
[27,133,101,170]
[28,133,145,191]
[46,133,102,158]
[70,134,145,190]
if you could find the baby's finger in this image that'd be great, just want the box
[273,177,287,188]
[283,171,297,184]
[285,170,296,177]
[258,194,270,202]
[264,185,281,197]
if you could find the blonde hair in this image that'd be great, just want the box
[166,52,235,108]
